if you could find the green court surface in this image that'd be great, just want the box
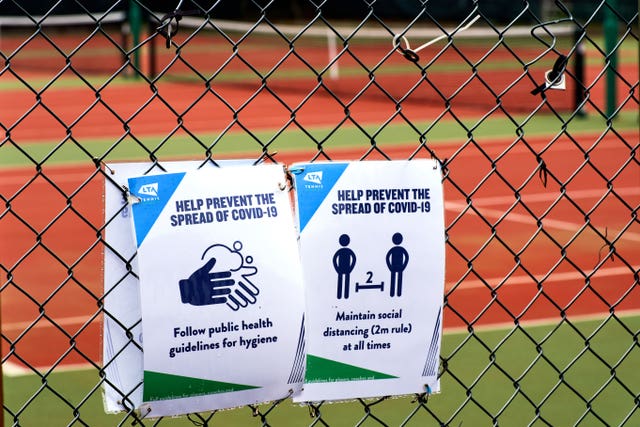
[5,315,639,426]
[1,111,637,169]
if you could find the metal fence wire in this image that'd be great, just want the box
[1,0,639,426]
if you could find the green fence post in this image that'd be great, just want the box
[128,0,142,76]
[603,0,619,118]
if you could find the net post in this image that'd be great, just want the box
[573,28,587,117]
[121,15,129,74]
[149,22,157,80]
[128,0,142,78]
[603,0,618,119]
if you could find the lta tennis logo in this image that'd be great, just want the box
[135,182,160,202]
[303,171,323,186]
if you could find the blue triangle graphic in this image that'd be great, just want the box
[293,163,349,233]
[128,172,186,247]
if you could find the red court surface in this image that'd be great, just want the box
[2,130,638,371]
[1,57,638,371]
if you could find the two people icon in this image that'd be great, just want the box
[332,232,409,299]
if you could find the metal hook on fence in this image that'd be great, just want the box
[536,158,549,187]
[392,14,481,63]
[157,11,182,48]
[98,158,115,175]
[132,406,152,425]
[597,227,616,264]
[530,17,573,51]
[529,18,575,95]
[157,0,200,48]
[530,54,568,95]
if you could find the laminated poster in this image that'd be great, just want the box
[102,160,251,413]
[127,164,306,417]
[292,160,445,402]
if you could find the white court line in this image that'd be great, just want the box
[3,266,636,331]
[5,309,640,377]
[1,187,636,329]
[446,200,640,242]
[445,186,640,243]
[3,361,32,376]
[0,171,99,186]
[448,265,640,291]
[465,186,640,207]
[2,315,98,333]
[444,308,640,335]
[2,360,96,377]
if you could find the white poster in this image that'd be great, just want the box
[292,160,445,402]
[126,164,305,417]
[103,160,251,413]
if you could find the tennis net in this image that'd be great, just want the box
[147,12,584,113]
[0,11,128,76]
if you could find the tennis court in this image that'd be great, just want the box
[1,1,638,426]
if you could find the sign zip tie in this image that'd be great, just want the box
[282,165,299,191]
[123,185,141,205]
[98,158,115,175]
[307,403,320,418]
[132,406,152,425]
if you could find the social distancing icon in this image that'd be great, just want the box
[332,232,409,299]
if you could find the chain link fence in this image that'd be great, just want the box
[1,0,638,426]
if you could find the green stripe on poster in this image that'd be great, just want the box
[143,371,259,402]
[305,354,397,383]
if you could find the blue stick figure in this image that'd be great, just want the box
[333,234,356,299]
[386,232,409,297]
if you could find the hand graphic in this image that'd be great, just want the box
[179,258,236,306]
[226,261,259,311]
[179,241,261,310]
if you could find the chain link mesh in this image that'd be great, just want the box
[1,0,638,426]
